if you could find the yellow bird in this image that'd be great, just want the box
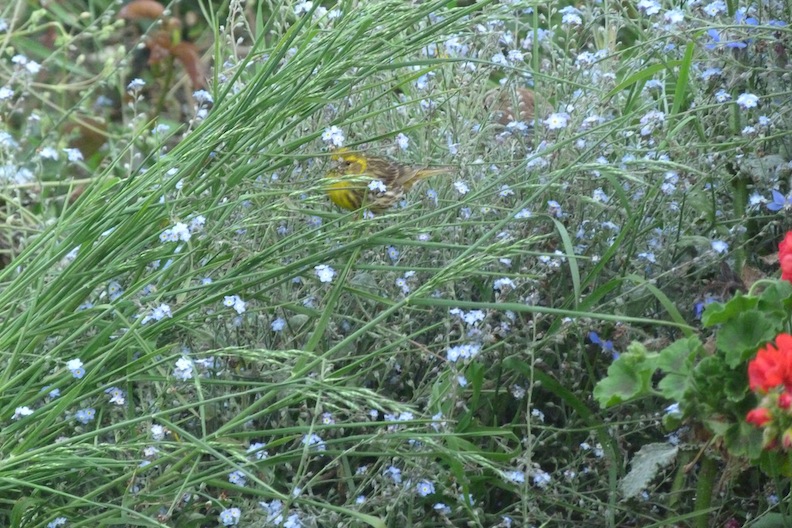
[325,149,453,213]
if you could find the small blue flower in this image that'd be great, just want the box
[694,297,718,319]
[67,358,85,379]
[416,480,436,497]
[426,189,438,206]
[767,190,792,212]
[589,331,617,359]
[705,29,747,50]
[228,470,246,486]
[384,465,401,483]
[711,240,728,254]
[665,402,682,416]
[219,507,241,526]
[368,180,387,193]
[75,408,96,425]
[387,246,399,262]
[736,93,759,109]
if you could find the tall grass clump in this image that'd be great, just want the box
[0,0,791,526]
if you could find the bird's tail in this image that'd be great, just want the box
[405,166,455,190]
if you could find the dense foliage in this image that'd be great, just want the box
[0,0,791,526]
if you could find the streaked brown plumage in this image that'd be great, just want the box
[484,87,547,125]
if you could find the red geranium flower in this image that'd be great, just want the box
[779,231,792,281]
[748,334,792,393]
[746,407,772,427]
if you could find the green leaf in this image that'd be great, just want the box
[757,450,792,478]
[691,355,750,414]
[717,310,780,367]
[593,342,657,408]
[606,61,682,99]
[723,370,751,403]
[670,42,695,116]
[702,292,758,326]
[656,337,701,402]
[723,420,764,459]
[759,280,792,309]
[749,512,791,528]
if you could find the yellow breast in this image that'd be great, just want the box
[326,179,364,211]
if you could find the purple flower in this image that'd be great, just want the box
[767,190,792,212]
[589,331,617,359]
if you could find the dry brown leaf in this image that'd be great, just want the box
[119,0,165,21]
[171,41,206,89]
[740,265,766,290]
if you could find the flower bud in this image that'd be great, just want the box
[779,392,792,410]
[783,428,792,450]
[746,407,772,427]
[763,427,779,450]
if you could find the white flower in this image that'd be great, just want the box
[715,89,731,103]
[294,1,313,15]
[592,188,609,203]
[193,90,213,105]
[223,295,246,314]
[151,424,167,440]
[248,442,269,460]
[494,277,516,291]
[368,180,387,193]
[416,480,435,496]
[39,147,59,160]
[160,222,191,243]
[150,304,172,321]
[189,215,206,232]
[105,386,126,405]
[711,240,728,253]
[67,358,83,370]
[454,180,470,195]
[532,469,552,488]
[314,264,336,283]
[491,52,508,66]
[63,148,83,162]
[302,432,326,451]
[736,93,759,109]
[446,343,482,362]
[637,0,661,14]
[173,356,194,381]
[233,297,247,314]
[544,113,569,130]
[321,125,345,147]
[514,208,532,219]
[395,133,409,150]
[13,406,34,420]
[461,309,485,325]
[703,0,726,16]
[664,8,684,23]
[559,6,583,25]
[127,78,146,92]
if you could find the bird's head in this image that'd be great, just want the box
[331,148,367,176]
